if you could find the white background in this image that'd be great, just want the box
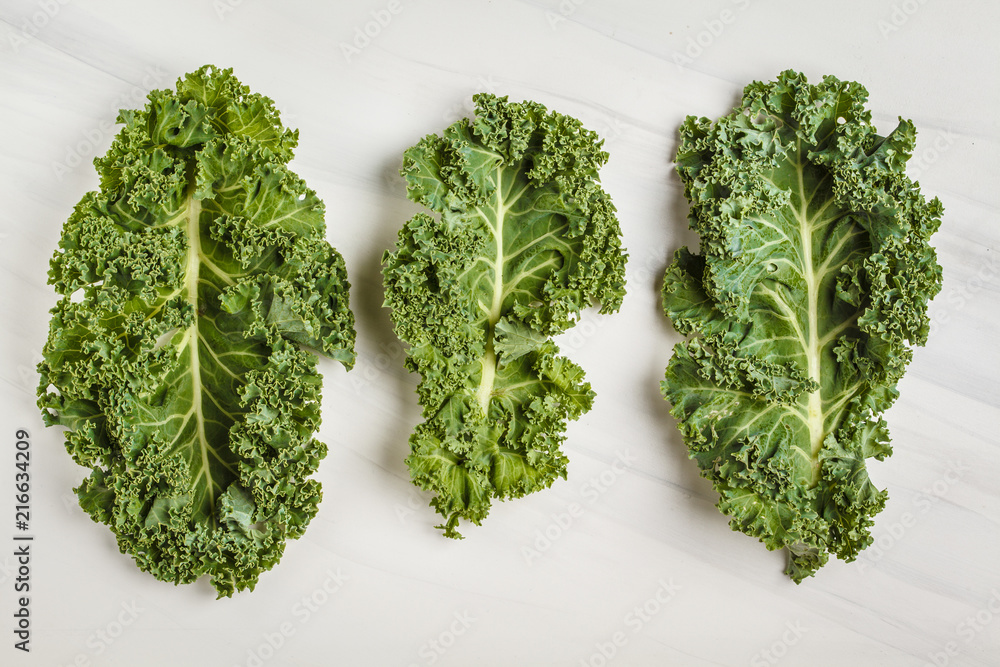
[1,1,998,665]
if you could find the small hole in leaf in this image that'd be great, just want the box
[766,262,777,273]
[836,116,846,125]
[152,327,179,351]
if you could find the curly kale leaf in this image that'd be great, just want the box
[383,94,627,537]
[661,71,942,582]
[37,65,356,597]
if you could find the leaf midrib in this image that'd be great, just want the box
[182,192,223,520]
[780,144,864,485]
[792,154,827,483]
[473,169,536,415]
[475,169,508,413]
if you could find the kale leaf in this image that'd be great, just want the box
[662,71,942,581]
[383,94,627,537]
[37,66,355,596]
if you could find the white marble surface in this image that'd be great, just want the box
[1,1,998,665]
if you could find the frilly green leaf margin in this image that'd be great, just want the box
[382,94,627,537]
[37,65,356,597]
[661,70,942,582]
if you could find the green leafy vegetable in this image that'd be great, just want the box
[37,65,355,597]
[661,71,942,582]
[383,94,627,537]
